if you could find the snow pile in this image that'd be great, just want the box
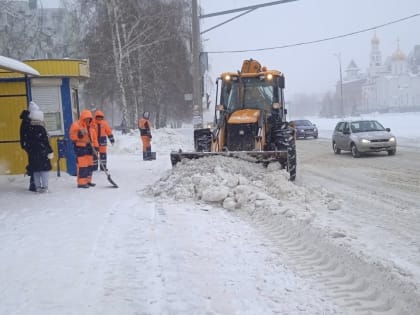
[147,155,340,224]
[111,127,194,156]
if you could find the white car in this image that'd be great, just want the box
[332,120,397,157]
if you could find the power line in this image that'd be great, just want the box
[200,0,297,19]
[201,9,256,35]
[204,13,420,54]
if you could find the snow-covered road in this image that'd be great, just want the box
[0,141,341,314]
[1,125,419,314]
[297,138,420,286]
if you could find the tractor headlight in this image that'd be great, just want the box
[272,102,281,109]
[224,74,231,81]
[266,73,273,80]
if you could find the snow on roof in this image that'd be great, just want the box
[0,55,40,76]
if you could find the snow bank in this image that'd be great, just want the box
[147,155,340,225]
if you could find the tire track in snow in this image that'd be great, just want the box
[149,149,420,314]
[243,209,420,315]
[297,140,420,286]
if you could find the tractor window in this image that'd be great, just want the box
[227,84,240,111]
[243,78,273,111]
[221,81,240,111]
[221,77,278,113]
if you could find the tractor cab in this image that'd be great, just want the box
[170,59,296,181]
[215,59,287,123]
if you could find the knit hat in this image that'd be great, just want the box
[29,101,40,112]
[29,110,44,122]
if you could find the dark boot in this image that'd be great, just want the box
[29,175,36,192]
[29,182,36,192]
[143,151,148,161]
[145,146,153,160]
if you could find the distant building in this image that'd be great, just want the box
[408,45,420,74]
[337,33,420,114]
[339,59,366,115]
[0,1,67,59]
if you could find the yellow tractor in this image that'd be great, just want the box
[170,59,296,181]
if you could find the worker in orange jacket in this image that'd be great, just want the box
[138,111,153,160]
[92,110,115,171]
[69,110,99,188]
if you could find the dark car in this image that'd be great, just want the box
[291,119,318,139]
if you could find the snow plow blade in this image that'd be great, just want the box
[170,150,288,166]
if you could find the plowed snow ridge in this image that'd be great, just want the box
[148,155,420,314]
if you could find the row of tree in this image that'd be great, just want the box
[1,0,195,129]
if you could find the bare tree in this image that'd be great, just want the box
[0,1,44,59]
[74,0,193,128]
[1,0,194,128]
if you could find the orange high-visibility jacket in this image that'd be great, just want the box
[138,118,151,136]
[92,112,114,147]
[69,110,99,149]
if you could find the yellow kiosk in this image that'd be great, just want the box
[0,57,89,176]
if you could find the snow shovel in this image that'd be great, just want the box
[102,167,119,188]
[89,140,119,188]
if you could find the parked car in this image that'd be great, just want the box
[291,119,318,139]
[332,119,397,157]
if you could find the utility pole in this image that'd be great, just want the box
[192,0,298,127]
[192,0,202,128]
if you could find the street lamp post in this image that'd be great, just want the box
[334,53,344,117]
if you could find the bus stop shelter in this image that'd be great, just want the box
[0,55,40,175]
[0,57,89,176]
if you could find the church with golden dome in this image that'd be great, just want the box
[338,33,420,114]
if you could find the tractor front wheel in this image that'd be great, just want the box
[287,133,297,181]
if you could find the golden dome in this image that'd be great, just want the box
[392,48,406,61]
[392,38,406,61]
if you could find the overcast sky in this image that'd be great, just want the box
[40,0,420,97]
[200,0,420,97]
